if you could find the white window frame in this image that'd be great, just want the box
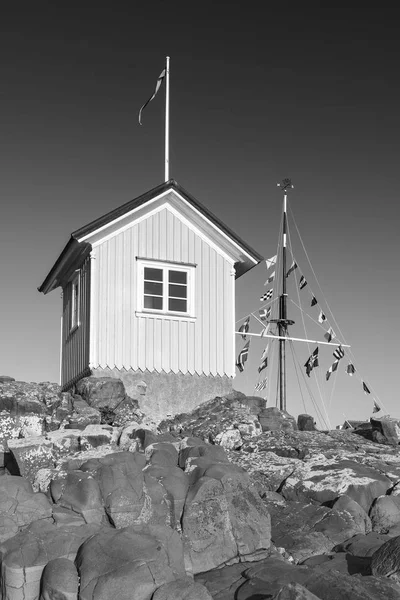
[136,259,196,320]
[70,273,80,332]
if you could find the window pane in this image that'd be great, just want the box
[144,281,163,295]
[169,284,187,299]
[144,295,163,309]
[144,267,163,282]
[169,270,187,284]
[169,298,187,312]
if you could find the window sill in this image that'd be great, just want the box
[135,311,196,322]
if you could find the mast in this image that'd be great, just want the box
[164,56,170,182]
[277,179,294,411]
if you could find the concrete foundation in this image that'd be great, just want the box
[90,368,233,421]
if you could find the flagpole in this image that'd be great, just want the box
[165,56,170,182]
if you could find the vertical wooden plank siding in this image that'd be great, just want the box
[61,256,91,387]
[89,206,235,377]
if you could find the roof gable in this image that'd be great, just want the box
[38,180,263,294]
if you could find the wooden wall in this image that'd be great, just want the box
[89,206,235,377]
[61,255,91,387]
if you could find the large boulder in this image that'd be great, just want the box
[258,407,298,432]
[0,521,101,600]
[40,557,79,600]
[75,524,186,600]
[74,377,143,425]
[50,470,108,525]
[369,494,400,532]
[0,476,53,542]
[297,414,317,432]
[182,469,271,573]
[152,577,213,600]
[371,534,400,582]
[370,417,400,445]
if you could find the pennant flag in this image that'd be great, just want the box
[264,271,275,286]
[255,376,268,392]
[326,360,339,381]
[260,289,273,302]
[258,344,269,373]
[324,327,336,343]
[266,255,277,270]
[373,400,381,413]
[259,307,271,321]
[311,296,318,307]
[363,381,371,395]
[286,261,298,278]
[238,317,250,340]
[138,68,166,125]
[236,341,250,373]
[346,363,356,376]
[304,347,319,377]
[299,275,308,290]
[333,345,344,360]
[261,324,271,337]
[318,310,327,324]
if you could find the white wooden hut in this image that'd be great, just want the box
[39,180,262,418]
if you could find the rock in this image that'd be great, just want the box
[179,442,229,469]
[75,376,127,411]
[258,407,298,432]
[303,568,400,599]
[236,556,312,599]
[0,376,15,384]
[50,470,108,525]
[145,442,179,467]
[145,464,190,529]
[215,428,243,450]
[194,560,256,600]
[76,524,186,600]
[158,393,262,440]
[65,397,101,429]
[0,475,53,541]
[273,582,322,600]
[152,576,213,599]
[81,451,146,527]
[182,470,271,573]
[300,552,371,576]
[118,422,141,450]
[333,531,391,557]
[40,557,79,600]
[313,506,368,545]
[369,494,400,532]
[0,521,101,600]
[331,494,372,533]
[297,415,317,432]
[371,534,400,581]
[371,417,400,445]
[282,453,392,513]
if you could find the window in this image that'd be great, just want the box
[137,260,195,318]
[70,274,80,331]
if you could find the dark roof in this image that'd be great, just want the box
[343,420,369,429]
[73,179,263,264]
[39,179,263,294]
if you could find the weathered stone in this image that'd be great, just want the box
[182,471,271,573]
[215,428,243,450]
[0,376,15,384]
[145,442,179,467]
[369,494,400,532]
[179,443,229,469]
[282,453,392,513]
[0,475,53,542]
[65,397,101,429]
[258,407,297,432]
[331,494,372,533]
[76,524,186,600]
[0,521,101,600]
[50,470,108,525]
[297,414,317,432]
[6,436,54,481]
[40,557,79,600]
[152,577,213,599]
[371,534,400,581]
[75,376,127,411]
[81,451,146,527]
[333,531,391,557]
[371,417,400,445]
[145,464,190,529]
[273,582,322,600]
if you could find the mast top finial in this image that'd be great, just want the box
[277,178,294,192]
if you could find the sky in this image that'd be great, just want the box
[0,5,399,428]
